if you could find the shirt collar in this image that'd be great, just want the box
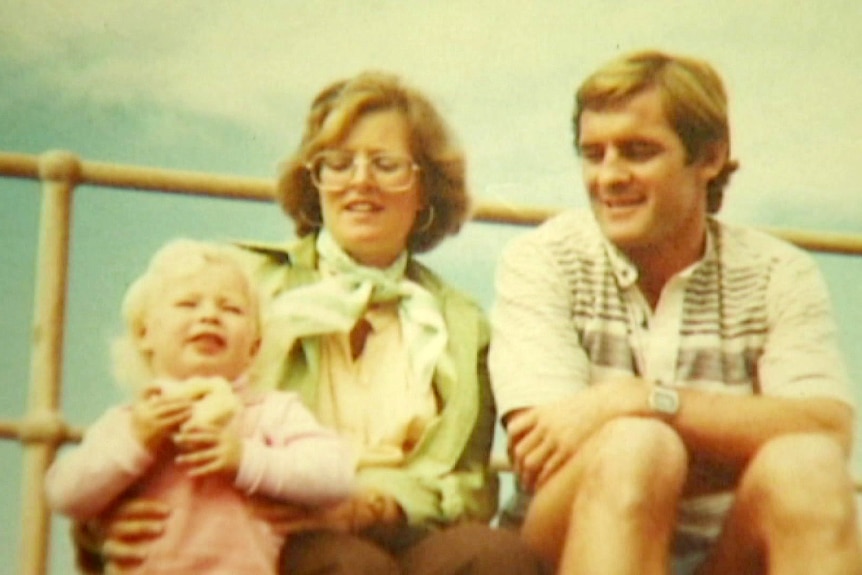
[602,219,718,288]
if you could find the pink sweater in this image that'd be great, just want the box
[45,385,356,574]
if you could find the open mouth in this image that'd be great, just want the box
[187,333,226,352]
[344,200,383,213]
[602,195,645,209]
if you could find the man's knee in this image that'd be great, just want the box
[742,434,857,531]
[579,418,687,513]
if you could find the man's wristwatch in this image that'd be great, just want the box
[648,384,680,417]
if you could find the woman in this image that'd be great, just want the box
[77,72,545,575]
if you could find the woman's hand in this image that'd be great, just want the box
[307,490,403,533]
[346,490,404,532]
[96,498,170,574]
[250,490,403,535]
[248,496,317,537]
[173,423,242,478]
[130,388,192,452]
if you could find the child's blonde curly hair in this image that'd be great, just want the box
[111,239,264,391]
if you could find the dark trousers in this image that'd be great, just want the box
[281,522,550,575]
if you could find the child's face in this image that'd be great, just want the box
[139,262,260,381]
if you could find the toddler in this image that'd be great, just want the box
[45,239,356,574]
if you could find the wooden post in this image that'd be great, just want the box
[18,151,79,575]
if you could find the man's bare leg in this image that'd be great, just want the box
[523,418,688,575]
[697,434,862,575]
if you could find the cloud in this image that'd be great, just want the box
[1,0,859,224]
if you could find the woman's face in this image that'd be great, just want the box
[317,108,423,268]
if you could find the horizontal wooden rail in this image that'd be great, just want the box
[0,150,272,202]
[0,417,83,443]
[2,150,861,256]
[2,148,860,575]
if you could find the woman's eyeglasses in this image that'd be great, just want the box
[306,150,420,193]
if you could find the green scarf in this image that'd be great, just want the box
[266,229,448,390]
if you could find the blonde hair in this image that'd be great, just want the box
[112,239,262,391]
[574,50,739,213]
[277,71,471,253]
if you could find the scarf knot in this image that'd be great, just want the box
[267,230,448,390]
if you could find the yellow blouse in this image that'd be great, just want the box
[317,302,439,469]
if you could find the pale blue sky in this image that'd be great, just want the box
[1,1,860,572]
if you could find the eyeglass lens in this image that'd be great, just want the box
[309,151,417,192]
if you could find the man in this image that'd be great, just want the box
[489,50,861,575]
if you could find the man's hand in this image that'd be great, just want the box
[508,380,649,490]
[508,403,593,491]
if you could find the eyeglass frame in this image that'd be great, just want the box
[305,149,421,193]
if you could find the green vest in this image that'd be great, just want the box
[237,235,499,527]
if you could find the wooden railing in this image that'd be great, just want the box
[2,150,861,575]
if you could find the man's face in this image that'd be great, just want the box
[139,263,260,382]
[578,87,721,258]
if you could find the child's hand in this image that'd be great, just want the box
[131,388,192,452]
[173,423,242,478]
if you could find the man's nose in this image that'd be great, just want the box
[594,152,632,189]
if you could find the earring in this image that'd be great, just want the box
[415,205,435,233]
